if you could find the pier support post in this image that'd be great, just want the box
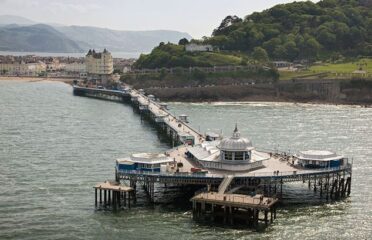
[100,189,102,204]
[223,206,227,224]
[118,191,121,208]
[128,192,131,208]
[346,177,351,196]
[270,208,273,223]
[113,191,116,208]
[104,190,107,204]
[124,192,126,206]
[229,206,234,225]
[280,180,283,199]
[95,188,97,206]
[264,210,268,226]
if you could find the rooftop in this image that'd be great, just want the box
[218,125,253,151]
[117,153,174,165]
[296,150,344,161]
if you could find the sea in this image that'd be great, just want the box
[0,80,371,240]
[0,51,143,59]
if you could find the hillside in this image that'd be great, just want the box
[206,0,371,61]
[0,24,82,52]
[0,15,192,53]
[134,43,244,68]
[135,0,372,69]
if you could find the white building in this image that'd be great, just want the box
[295,150,345,168]
[65,62,86,73]
[185,43,214,52]
[85,49,113,75]
[116,153,174,172]
[186,126,269,171]
[0,61,46,76]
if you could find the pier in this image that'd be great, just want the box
[191,192,278,226]
[73,85,203,146]
[93,181,135,209]
[73,85,353,228]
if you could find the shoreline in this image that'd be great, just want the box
[166,99,371,107]
[0,76,75,83]
[2,78,371,106]
[146,92,372,107]
[164,98,372,107]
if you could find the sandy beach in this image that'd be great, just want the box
[0,76,75,83]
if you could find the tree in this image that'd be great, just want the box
[178,38,189,45]
[317,27,336,48]
[252,47,269,62]
[302,37,321,60]
[213,15,242,36]
[273,45,286,60]
[263,38,282,57]
[283,41,299,61]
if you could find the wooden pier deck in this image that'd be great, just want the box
[129,89,204,145]
[191,192,278,226]
[191,192,278,210]
[93,181,135,208]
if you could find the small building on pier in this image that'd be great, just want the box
[116,153,173,172]
[186,126,269,171]
[295,150,345,168]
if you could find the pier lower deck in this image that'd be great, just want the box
[191,192,278,226]
[94,181,135,208]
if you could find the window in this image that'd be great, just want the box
[234,152,244,160]
[224,151,233,160]
[244,151,251,160]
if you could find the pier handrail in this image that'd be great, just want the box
[117,163,352,179]
[73,85,129,95]
[117,169,223,179]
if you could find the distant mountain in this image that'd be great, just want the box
[0,14,192,54]
[0,24,82,52]
[0,15,35,26]
[56,26,192,52]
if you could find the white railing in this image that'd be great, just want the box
[117,163,352,180]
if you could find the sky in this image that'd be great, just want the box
[0,0,315,38]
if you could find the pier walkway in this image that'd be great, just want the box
[73,85,204,145]
[129,88,204,145]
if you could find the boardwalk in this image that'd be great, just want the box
[129,89,204,145]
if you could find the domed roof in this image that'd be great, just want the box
[218,125,253,151]
[296,150,343,161]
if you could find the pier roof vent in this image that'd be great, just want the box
[218,125,253,151]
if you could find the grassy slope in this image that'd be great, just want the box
[310,59,372,73]
[279,58,372,80]
[196,52,242,65]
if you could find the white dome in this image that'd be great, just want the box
[297,150,342,161]
[218,126,253,151]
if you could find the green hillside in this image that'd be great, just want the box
[134,43,244,69]
[135,0,371,69]
[207,0,371,61]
